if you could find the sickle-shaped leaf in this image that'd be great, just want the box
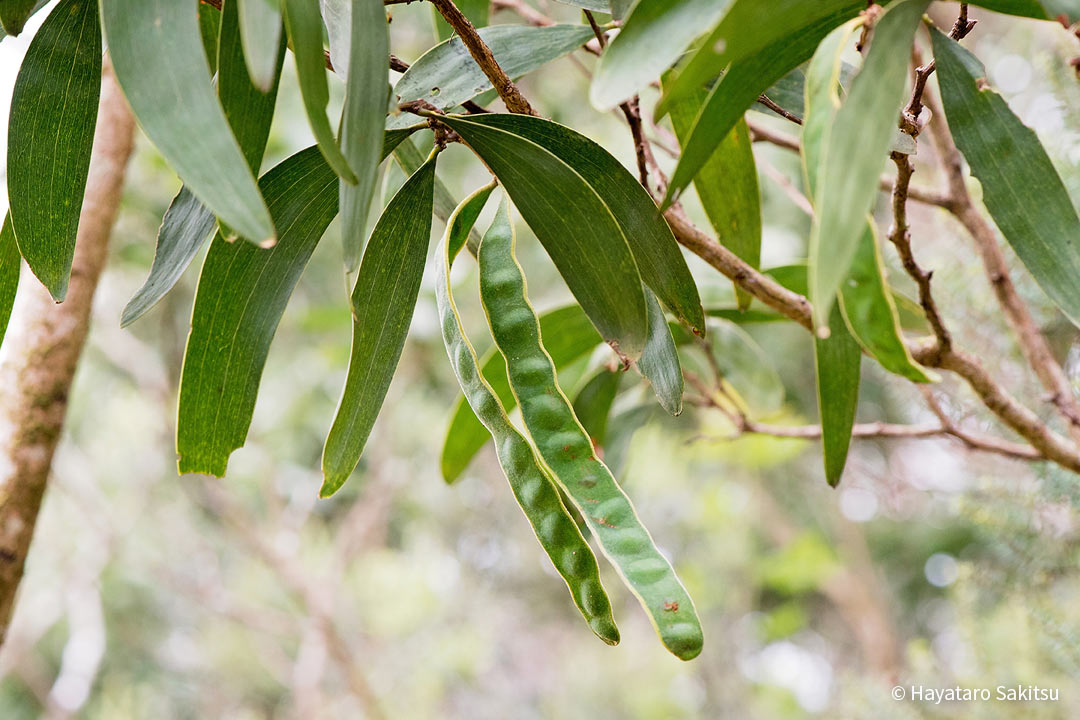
[807,0,930,328]
[477,197,704,661]
[656,0,863,119]
[122,0,286,327]
[802,18,933,383]
[436,187,620,645]
[123,126,415,330]
[391,134,483,253]
[101,0,275,245]
[637,291,684,415]
[339,0,389,271]
[666,73,760,311]
[439,114,649,360]
[321,156,437,496]
[814,307,861,487]
[933,28,1080,329]
[457,113,703,333]
[199,0,222,72]
[7,0,100,302]
[237,0,283,91]
[0,0,39,35]
[284,0,357,184]
[441,304,602,484]
[0,215,20,350]
[388,25,595,130]
[659,11,851,210]
[838,226,936,383]
[177,146,338,477]
[590,0,730,111]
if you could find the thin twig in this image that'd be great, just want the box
[428,0,537,115]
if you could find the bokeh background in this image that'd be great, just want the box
[2,1,1080,717]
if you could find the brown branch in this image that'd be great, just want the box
[428,0,537,115]
[757,93,803,125]
[888,149,952,359]
[923,82,1080,438]
[0,67,136,646]
[410,0,1080,477]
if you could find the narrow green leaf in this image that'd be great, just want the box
[437,190,620,645]
[7,0,100,302]
[101,0,274,244]
[838,227,936,382]
[199,0,222,73]
[814,307,861,487]
[122,0,286,328]
[219,0,284,172]
[177,146,338,477]
[321,156,437,496]
[440,114,649,360]
[284,0,357,184]
[432,0,487,40]
[391,134,482,253]
[667,75,760,310]
[660,13,848,208]
[478,197,704,661]
[0,215,20,349]
[798,26,869,482]
[807,0,930,328]
[389,25,594,129]
[590,0,730,111]
[933,28,1080,328]
[237,0,283,91]
[446,182,496,261]
[339,0,389,271]
[802,17,933,383]
[637,291,683,415]
[457,113,704,333]
[573,370,621,448]
[124,128,418,330]
[122,190,217,329]
[441,304,602,484]
[320,0,349,73]
[657,0,863,118]
[0,0,39,35]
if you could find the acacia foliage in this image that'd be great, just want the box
[4,0,1079,658]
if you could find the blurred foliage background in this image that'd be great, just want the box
[2,1,1080,718]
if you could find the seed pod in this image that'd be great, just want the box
[477,196,704,661]
[435,185,620,646]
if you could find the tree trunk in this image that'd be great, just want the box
[0,66,135,647]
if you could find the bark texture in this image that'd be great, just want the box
[0,68,134,645]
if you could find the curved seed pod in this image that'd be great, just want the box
[435,187,620,646]
[477,197,703,661]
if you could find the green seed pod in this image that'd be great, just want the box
[435,185,619,646]
[477,196,704,661]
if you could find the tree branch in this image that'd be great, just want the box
[0,66,136,646]
[427,0,537,115]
